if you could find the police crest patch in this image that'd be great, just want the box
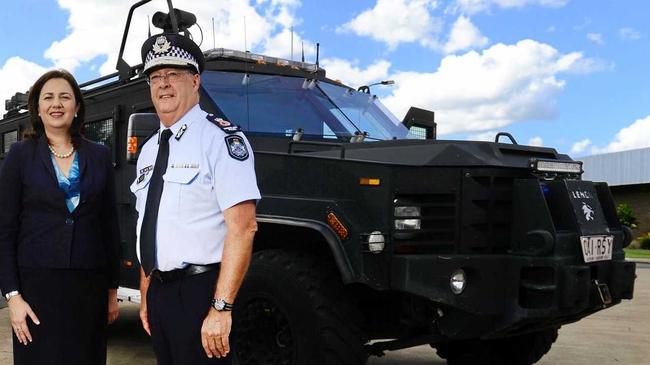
[225,135,249,161]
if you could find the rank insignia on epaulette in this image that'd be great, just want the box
[207,113,241,134]
[225,135,249,161]
[175,124,188,140]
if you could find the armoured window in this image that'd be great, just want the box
[407,126,428,140]
[84,118,113,149]
[3,130,18,154]
[201,71,411,141]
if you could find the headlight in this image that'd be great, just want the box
[450,269,466,294]
[367,231,385,253]
[394,206,421,230]
[530,159,583,174]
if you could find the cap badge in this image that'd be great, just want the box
[152,35,171,54]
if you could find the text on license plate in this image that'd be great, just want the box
[580,235,613,263]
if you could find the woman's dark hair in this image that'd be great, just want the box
[25,69,85,146]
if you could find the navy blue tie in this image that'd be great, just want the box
[140,129,173,276]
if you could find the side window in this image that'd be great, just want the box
[3,130,18,153]
[406,126,428,140]
[84,118,114,149]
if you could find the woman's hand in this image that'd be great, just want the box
[8,295,40,345]
[107,288,119,324]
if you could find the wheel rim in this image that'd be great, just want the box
[235,296,295,365]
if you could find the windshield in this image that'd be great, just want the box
[201,71,410,141]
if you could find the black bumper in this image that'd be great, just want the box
[391,254,636,339]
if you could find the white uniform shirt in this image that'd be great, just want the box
[130,104,261,271]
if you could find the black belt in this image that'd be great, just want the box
[151,263,220,283]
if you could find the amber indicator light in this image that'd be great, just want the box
[359,178,381,186]
[127,136,138,154]
[327,212,349,240]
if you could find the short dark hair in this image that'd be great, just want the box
[25,69,85,146]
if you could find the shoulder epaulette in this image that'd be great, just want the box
[206,114,241,134]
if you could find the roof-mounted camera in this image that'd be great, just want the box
[152,8,196,34]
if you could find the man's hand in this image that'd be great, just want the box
[107,288,120,324]
[140,301,150,336]
[201,309,232,358]
[8,295,40,345]
[139,268,152,336]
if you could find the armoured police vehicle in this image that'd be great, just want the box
[0,1,637,364]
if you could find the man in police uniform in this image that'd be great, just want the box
[131,32,260,364]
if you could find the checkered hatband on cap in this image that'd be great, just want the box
[144,45,199,72]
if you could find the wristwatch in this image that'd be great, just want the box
[211,298,234,312]
[4,290,20,302]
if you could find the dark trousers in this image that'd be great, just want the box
[147,269,231,365]
[13,268,108,365]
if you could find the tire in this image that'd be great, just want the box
[435,328,559,365]
[232,250,368,365]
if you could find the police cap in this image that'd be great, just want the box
[141,33,205,75]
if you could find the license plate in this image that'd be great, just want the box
[580,235,613,263]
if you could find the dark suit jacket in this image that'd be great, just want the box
[0,136,121,294]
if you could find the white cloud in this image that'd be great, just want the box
[468,130,498,141]
[619,27,641,41]
[493,0,569,8]
[528,136,543,146]
[452,0,569,14]
[570,138,591,154]
[260,28,316,60]
[0,57,47,115]
[586,32,604,45]
[443,16,488,54]
[590,116,650,154]
[320,58,391,87]
[42,0,304,76]
[1,0,308,113]
[338,0,441,49]
[381,39,603,135]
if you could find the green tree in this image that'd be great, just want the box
[616,203,638,229]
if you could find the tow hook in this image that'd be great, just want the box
[594,280,612,307]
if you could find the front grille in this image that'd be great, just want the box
[460,173,515,254]
[393,193,457,254]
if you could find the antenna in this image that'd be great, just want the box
[212,17,215,49]
[316,43,320,68]
[147,15,151,37]
[244,16,248,52]
[291,26,294,61]
[301,41,305,62]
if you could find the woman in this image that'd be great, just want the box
[0,69,120,364]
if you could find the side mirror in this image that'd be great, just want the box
[402,107,436,140]
[126,113,159,164]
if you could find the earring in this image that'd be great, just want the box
[75,113,78,118]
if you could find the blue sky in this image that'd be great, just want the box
[1,0,648,156]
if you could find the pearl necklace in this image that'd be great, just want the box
[48,144,75,159]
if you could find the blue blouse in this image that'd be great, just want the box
[51,153,81,212]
